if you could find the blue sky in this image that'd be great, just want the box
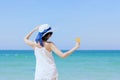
[0,0,120,50]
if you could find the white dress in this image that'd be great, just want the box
[34,47,58,80]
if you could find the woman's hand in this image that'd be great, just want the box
[75,42,80,49]
[33,26,39,31]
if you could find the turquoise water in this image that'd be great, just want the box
[0,50,120,80]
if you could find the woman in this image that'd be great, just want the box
[24,24,80,80]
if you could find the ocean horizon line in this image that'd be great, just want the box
[0,49,120,51]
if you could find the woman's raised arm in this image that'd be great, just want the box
[50,42,80,58]
[24,26,39,49]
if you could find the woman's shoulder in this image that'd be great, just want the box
[46,41,56,47]
[45,41,57,48]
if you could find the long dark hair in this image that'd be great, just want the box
[42,32,53,41]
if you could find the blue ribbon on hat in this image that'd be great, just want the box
[35,27,51,47]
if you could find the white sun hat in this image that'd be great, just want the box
[35,24,52,46]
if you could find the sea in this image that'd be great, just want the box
[0,50,120,80]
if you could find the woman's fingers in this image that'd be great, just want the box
[34,26,39,31]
